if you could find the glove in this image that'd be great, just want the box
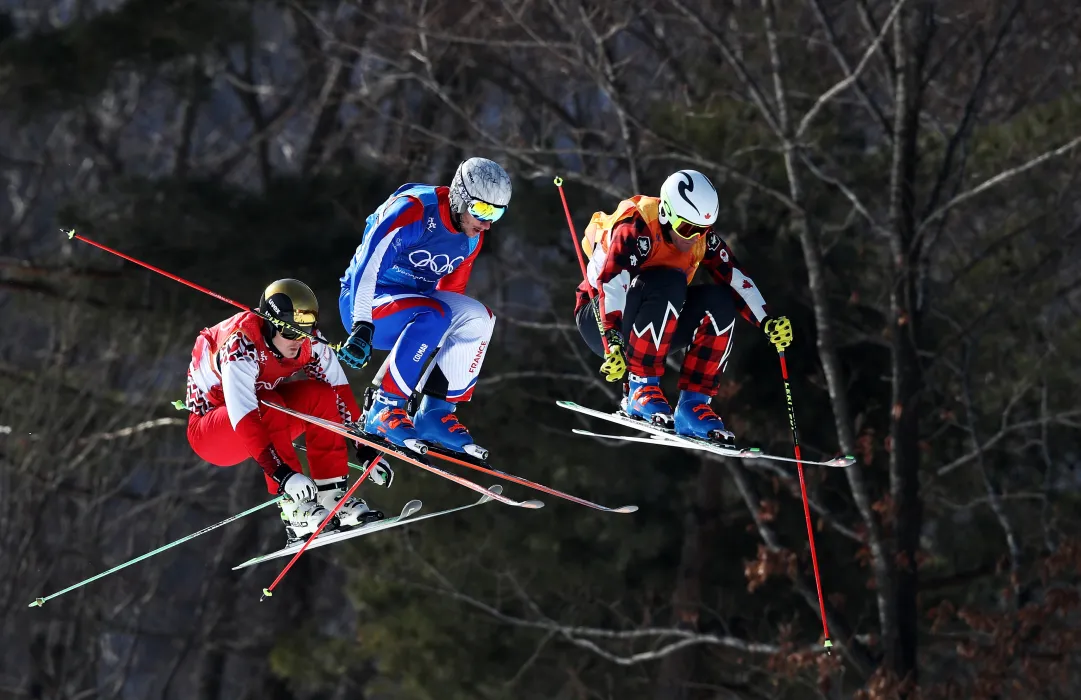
[356,445,394,488]
[763,315,793,351]
[599,328,628,382]
[272,468,318,503]
[339,321,374,370]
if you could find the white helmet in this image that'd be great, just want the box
[658,170,719,236]
[449,157,512,223]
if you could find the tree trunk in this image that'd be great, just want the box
[885,2,932,689]
[653,458,725,700]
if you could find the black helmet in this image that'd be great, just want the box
[257,279,319,340]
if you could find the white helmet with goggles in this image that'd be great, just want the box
[658,170,719,239]
[449,157,512,224]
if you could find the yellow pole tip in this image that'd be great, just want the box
[262,588,273,597]
[64,228,75,239]
[553,176,563,186]
[29,598,44,607]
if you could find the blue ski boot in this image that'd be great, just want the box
[413,395,488,461]
[363,389,427,455]
[620,373,674,429]
[674,390,736,444]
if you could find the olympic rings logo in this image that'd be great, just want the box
[408,249,464,275]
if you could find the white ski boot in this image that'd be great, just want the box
[315,477,385,529]
[278,497,332,545]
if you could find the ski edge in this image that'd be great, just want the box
[232,499,423,570]
[560,401,855,468]
[233,485,506,570]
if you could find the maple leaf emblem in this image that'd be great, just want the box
[742,280,754,289]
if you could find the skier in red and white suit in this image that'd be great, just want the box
[184,279,390,543]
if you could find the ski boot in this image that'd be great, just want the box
[363,389,427,454]
[620,373,674,429]
[413,395,488,461]
[674,390,736,444]
[315,477,384,529]
[278,497,332,545]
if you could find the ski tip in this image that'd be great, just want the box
[29,597,44,608]
[402,499,423,518]
[488,484,504,496]
[614,505,639,514]
[829,456,856,467]
[522,499,545,509]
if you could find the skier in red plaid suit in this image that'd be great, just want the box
[573,170,790,444]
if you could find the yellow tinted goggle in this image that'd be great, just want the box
[468,199,506,223]
[670,216,710,240]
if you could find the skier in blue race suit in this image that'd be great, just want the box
[338,158,513,459]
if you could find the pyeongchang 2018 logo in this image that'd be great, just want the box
[408,249,465,275]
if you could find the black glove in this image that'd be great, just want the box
[340,321,375,369]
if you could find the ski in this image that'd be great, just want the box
[233,486,504,570]
[234,499,422,570]
[262,401,545,509]
[559,401,855,468]
[420,441,639,514]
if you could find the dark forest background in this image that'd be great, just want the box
[2,0,1081,698]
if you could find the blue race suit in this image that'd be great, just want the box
[339,184,494,402]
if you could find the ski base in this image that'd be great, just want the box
[233,486,504,569]
[559,401,855,468]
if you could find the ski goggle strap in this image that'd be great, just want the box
[467,199,506,223]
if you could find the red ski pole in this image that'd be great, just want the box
[553,177,608,353]
[260,456,379,600]
[766,317,832,654]
[64,229,337,349]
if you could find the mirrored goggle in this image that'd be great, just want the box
[279,323,315,341]
[278,310,317,340]
[468,199,506,223]
[670,216,711,240]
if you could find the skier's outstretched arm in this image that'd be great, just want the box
[589,217,649,381]
[701,233,791,350]
[701,235,770,326]
[349,196,424,326]
[306,335,363,423]
[340,196,424,369]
